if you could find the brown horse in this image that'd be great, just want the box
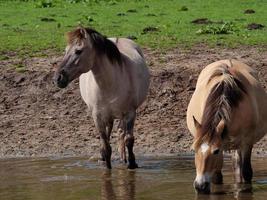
[187,60,267,194]
[54,27,150,169]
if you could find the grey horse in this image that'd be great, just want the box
[54,27,150,169]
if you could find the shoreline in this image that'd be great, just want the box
[1,45,267,158]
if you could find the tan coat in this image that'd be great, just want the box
[187,59,267,149]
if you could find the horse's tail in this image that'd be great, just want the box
[201,62,247,134]
[134,45,144,58]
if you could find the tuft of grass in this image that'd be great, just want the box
[15,63,26,73]
[180,6,188,11]
[35,0,54,8]
[0,55,9,60]
[196,22,238,35]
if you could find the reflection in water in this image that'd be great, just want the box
[0,157,266,200]
[101,171,116,200]
[101,170,136,200]
[195,183,253,200]
[233,183,253,200]
[117,170,136,200]
[196,193,253,200]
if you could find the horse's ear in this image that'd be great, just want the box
[66,27,88,44]
[193,116,201,130]
[78,27,87,39]
[216,119,225,136]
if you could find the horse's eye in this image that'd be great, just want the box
[75,49,83,55]
[213,149,220,155]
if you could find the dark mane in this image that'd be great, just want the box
[194,67,246,148]
[67,27,122,65]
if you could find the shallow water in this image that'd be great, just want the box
[0,156,266,200]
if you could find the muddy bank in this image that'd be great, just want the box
[1,45,267,158]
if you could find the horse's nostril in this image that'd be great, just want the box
[54,72,69,88]
[57,74,63,82]
[194,181,210,194]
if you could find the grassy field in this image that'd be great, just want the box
[0,0,266,56]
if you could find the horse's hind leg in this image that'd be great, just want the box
[118,120,126,163]
[125,111,138,169]
[233,146,253,183]
[212,151,223,184]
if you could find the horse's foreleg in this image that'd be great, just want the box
[94,114,112,169]
[99,131,112,169]
[233,149,243,183]
[118,120,126,163]
[212,151,223,184]
[241,146,253,183]
[125,111,138,169]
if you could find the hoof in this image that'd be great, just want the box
[106,161,112,169]
[98,160,112,169]
[120,159,127,164]
[128,163,138,169]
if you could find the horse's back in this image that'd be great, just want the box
[187,59,267,144]
[196,60,258,88]
[111,37,150,106]
[109,37,145,60]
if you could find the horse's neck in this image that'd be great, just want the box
[91,56,120,91]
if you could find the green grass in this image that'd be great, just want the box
[0,0,266,55]
[15,63,26,72]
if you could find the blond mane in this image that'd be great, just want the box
[193,64,246,149]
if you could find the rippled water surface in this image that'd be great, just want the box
[0,156,266,200]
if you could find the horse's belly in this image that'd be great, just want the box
[79,64,149,119]
[108,95,137,118]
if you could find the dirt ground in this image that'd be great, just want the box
[1,45,267,160]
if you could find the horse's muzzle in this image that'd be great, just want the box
[54,72,69,88]
[194,181,210,194]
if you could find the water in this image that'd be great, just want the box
[0,156,266,200]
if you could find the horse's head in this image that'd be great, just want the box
[54,26,122,88]
[54,27,95,88]
[192,116,225,194]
